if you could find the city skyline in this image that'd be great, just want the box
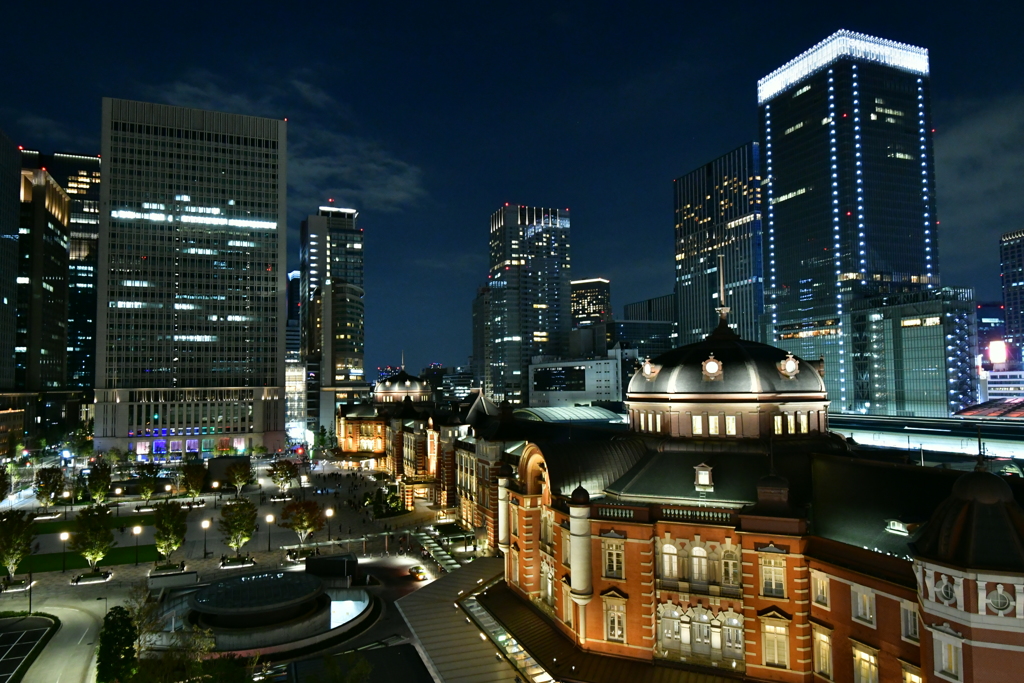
[1,3,1022,374]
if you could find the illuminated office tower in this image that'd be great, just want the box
[93,98,287,456]
[759,30,938,412]
[299,206,367,433]
[674,142,763,344]
[484,205,571,404]
[16,167,70,390]
[0,130,17,389]
[21,151,101,390]
[571,278,611,328]
[1001,229,1024,354]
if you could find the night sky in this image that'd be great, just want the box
[2,1,1022,375]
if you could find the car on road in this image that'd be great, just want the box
[409,565,428,581]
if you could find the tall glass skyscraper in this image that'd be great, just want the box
[571,278,611,328]
[0,130,18,390]
[94,98,287,456]
[299,206,367,433]
[1001,229,1024,354]
[483,205,571,404]
[759,30,938,412]
[21,151,102,390]
[673,142,763,344]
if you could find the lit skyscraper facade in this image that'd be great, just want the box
[1001,229,1024,354]
[674,142,763,344]
[21,151,102,390]
[94,98,287,455]
[299,206,367,432]
[17,168,70,390]
[760,30,939,413]
[483,205,571,404]
[570,278,611,328]
[0,130,18,390]
[623,293,676,323]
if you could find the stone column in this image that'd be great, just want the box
[497,474,510,554]
[569,486,593,611]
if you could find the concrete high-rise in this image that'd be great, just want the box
[0,130,18,390]
[93,98,287,456]
[1001,229,1024,354]
[760,30,940,413]
[21,151,101,390]
[571,278,611,328]
[299,206,367,432]
[483,205,571,404]
[673,142,763,344]
[17,167,70,390]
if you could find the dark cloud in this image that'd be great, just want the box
[935,94,1024,299]
[9,112,96,151]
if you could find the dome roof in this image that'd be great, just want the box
[912,470,1024,572]
[374,370,430,394]
[627,322,825,397]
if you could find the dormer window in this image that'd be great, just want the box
[702,354,723,381]
[886,519,909,536]
[777,353,800,379]
[695,463,713,491]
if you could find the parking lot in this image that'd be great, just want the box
[0,617,52,683]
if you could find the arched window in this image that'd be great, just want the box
[662,544,678,579]
[691,546,708,582]
[722,550,740,586]
[691,611,711,654]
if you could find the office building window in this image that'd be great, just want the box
[853,646,879,683]
[812,570,830,608]
[852,584,876,626]
[761,554,786,597]
[935,637,961,681]
[763,622,788,668]
[901,601,919,642]
[813,629,833,679]
[604,541,624,579]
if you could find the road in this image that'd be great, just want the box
[21,603,104,683]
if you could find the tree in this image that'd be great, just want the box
[314,425,329,451]
[180,460,206,501]
[88,460,113,505]
[0,510,34,580]
[69,504,116,570]
[153,501,188,563]
[137,461,161,503]
[125,582,160,656]
[268,460,298,493]
[218,498,257,557]
[107,447,134,479]
[34,466,64,510]
[96,605,137,683]
[0,462,10,500]
[278,500,324,547]
[224,460,252,498]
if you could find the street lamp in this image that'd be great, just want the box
[62,490,71,520]
[164,483,172,499]
[325,508,334,542]
[132,526,142,566]
[60,532,69,573]
[265,514,274,552]
[212,481,219,509]
[114,488,122,517]
[201,519,210,558]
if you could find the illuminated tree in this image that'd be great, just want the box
[88,460,113,505]
[224,461,252,498]
[278,500,324,547]
[268,460,299,493]
[0,510,34,580]
[34,466,64,510]
[218,498,257,557]
[69,504,116,570]
[153,501,188,562]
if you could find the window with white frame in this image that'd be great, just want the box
[812,570,830,607]
[541,511,553,546]
[605,601,626,642]
[902,665,923,683]
[604,541,624,579]
[510,506,518,536]
[691,414,703,435]
[813,628,833,679]
[655,413,662,432]
[691,546,709,582]
[725,414,737,435]
[510,551,519,585]
[901,601,919,642]
[662,543,678,579]
[722,551,740,586]
[787,413,796,434]
[561,530,571,566]
[773,414,783,435]
[851,585,876,626]
[763,621,788,668]
[761,554,786,597]
[722,613,743,659]
[562,584,573,626]
[541,561,554,606]
[934,636,961,681]
[853,646,879,683]
[708,414,719,435]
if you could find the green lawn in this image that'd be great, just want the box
[32,514,154,536]
[15,544,160,574]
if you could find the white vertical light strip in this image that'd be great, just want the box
[765,105,776,339]
[758,30,929,104]
[828,68,846,406]
[919,79,933,286]
[853,65,866,283]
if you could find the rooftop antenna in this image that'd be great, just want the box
[715,253,730,323]
[401,350,405,370]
